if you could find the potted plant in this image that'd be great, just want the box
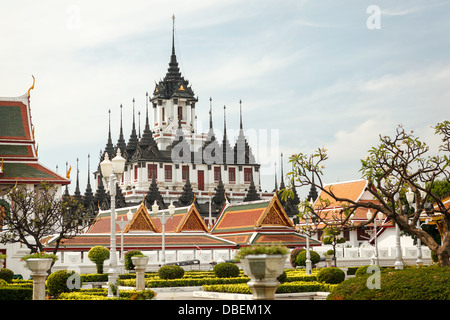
[21,252,58,272]
[21,252,58,300]
[234,244,289,300]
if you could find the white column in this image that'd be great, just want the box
[187,103,192,129]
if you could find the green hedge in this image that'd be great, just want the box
[328,266,450,300]
[0,287,33,300]
[119,276,250,288]
[117,269,317,287]
[202,281,336,294]
[80,274,108,282]
[58,288,156,300]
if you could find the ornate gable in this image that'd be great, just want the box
[256,195,294,228]
[124,202,160,233]
[176,204,209,233]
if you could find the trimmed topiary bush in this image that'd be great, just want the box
[47,269,81,298]
[295,250,320,267]
[317,267,345,284]
[88,246,110,274]
[213,262,240,278]
[0,268,14,283]
[158,265,185,280]
[290,247,303,267]
[125,250,143,271]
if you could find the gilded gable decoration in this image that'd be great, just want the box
[124,202,160,233]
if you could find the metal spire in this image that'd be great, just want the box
[172,14,176,55]
[223,105,227,135]
[209,97,213,129]
[239,99,243,130]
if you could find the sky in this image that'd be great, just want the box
[1,0,449,200]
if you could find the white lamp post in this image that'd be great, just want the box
[152,200,175,264]
[100,150,126,298]
[117,217,128,264]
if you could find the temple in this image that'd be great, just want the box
[88,18,286,226]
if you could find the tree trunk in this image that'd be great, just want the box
[437,233,450,267]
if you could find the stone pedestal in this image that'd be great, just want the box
[240,254,287,300]
[132,256,149,290]
[25,258,53,300]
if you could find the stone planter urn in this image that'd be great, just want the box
[325,254,333,267]
[131,256,149,290]
[25,258,53,300]
[240,254,288,300]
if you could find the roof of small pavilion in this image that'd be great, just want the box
[210,194,319,247]
[0,90,69,186]
[87,201,209,234]
[210,195,295,234]
[52,232,236,250]
[48,201,226,250]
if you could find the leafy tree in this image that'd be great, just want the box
[322,226,346,266]
[283,121,450,267]
[88,246,110,274]
[0,182,88,255]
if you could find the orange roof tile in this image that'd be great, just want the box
[315,179,368,208]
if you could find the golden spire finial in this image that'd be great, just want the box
[28,75,35,98]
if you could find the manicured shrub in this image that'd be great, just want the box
[295,250,320,267]
[213,262,240,278]
[0,279,8,287]
[125,250,143,271]
[328,266,450,300]
[47,270,81,297]
[123,289,156,300]
[0,268,14,283]
[88,246,110,274]
[81,273,108,282]
[346,267,359,276]
[290,247,303,267]
[277,270,287,283]
[158,265,185,280]
[317,267,345,284]
[0,287,33,300]
[355,265,371,277]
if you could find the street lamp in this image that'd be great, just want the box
[366,209,383,266]
[152,200,175,264]
[100,150,126,298]
[117,217,128,265]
